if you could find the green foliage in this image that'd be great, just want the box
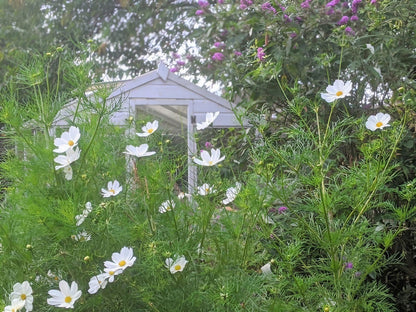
[1,1,416,311]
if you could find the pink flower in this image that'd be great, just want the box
[370,0,377,4]
[345,26,355,35]
[172,52,180,59]
[345,262,353,270]
[212,52,225,61]
[214,42,226,48]
[326,0,340,7]
[196,9,204,15]
[176,60,185,66]
[326,8,335,15]
[278,206,288,214]
[170,67,179,72]
[300,0,311,8]
[205,142,213,149]
[351,0,362,14]
[350,15,359,21]
[218,0,224,3]
[198,0,209,8]
[338,15,349,25]
[257,47,266,61]
[239,0,253,9]
[261,2,277,14]
[234,51,242,56]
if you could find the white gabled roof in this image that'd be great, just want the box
[53,62,245,128]
[108,62,231,108]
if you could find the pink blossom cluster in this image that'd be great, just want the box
[300,0,312,9]
[196,0,210,15]
[239,0,253,10]
[212,52,225,61]
[261,2,277,14]
[170,52,187,72]
[257,47,266,61]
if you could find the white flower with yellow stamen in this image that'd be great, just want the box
[104,247,136,274]
[320,80,352,103]
[87,273,109,294]
[47,280,82,309]
[196,111,220,130]
[54,147,81,181]
[10,281,33,312]
[222,182,242,205]
[54,147,81,171]
[136,120,159,137]
[165,255,188,274]
[71,231,91,242]
[159,200,175,213]
[193,149,225,166]
[124,144,156,158]
[53,126,81,153]
[365,112,391,131]
[101,180,122,198]
[4,298,25,312]
[197,183,216,195]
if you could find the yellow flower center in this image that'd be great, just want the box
[109,189,115,194]
[205,188,210,193]
[21,294,27,300]
[119,260,126,267]
[174,264,181,271]
[336,91,343,97]
[208,161,213,165]
[376,121,383,128]
[109,271,115,275]
[147,128,154,133]
[68,140,74,146]
[65,296,72,303]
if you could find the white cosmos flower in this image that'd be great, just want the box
[320,80,352,103]
[88,273,109,294]
[102,268,120,283]
[47,280,82,309]
[196,111,220,130]
[136,120,159,137]
[260,262,273,275]
[10,281,33,312]
[193,149,225,166]
[53,126,81,153]
[101,180,122,197]
[104,247,136,273]
[85,201,92,212]
[197,183,216,195]
[365,112,391,131]
[159,200,175,213]
[54,147,81,170]
[165,255,188,274]
[71,231,91,242]
[63,166,73,180]
[124,144,156,158]
[75,202,92,226]
[178,192,192,200]
[4,298,25,312]
[222,182,242,205]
